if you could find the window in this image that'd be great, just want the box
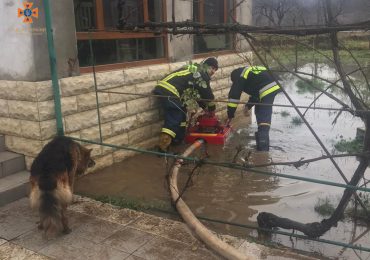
[193,0,235,54]
[74,0,167,72]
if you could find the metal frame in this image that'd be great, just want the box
[43,0,370,254]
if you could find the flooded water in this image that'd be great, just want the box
[76,64,370,259]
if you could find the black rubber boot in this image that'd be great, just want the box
[255,132,260,150]
[256,126,270,151]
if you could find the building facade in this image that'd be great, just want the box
[0,0,252,171]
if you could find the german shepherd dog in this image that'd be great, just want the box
[29,136,95,237]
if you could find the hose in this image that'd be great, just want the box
[168,139,257,260]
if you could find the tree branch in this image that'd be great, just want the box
[116,20,370,36]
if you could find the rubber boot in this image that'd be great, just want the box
[256,126,270,151]
[255,131,260,150]
[158,133,173,153]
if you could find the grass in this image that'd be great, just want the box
[314,197,336,217]
[93,195,173,212]
[315,195,370,222]
[346,192,370,221]
[254,34,370,69]
[334,138,363,153]
[256,48,370,69]
[295,78,326,94]
[280,110,290,117]
[291,116,304,126]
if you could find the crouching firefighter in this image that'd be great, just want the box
[153,57,218,153]
[226,66,281,151]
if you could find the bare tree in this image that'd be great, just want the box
[253,0,300,26]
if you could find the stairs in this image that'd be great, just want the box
[0,135,29,207]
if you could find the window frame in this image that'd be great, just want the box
[193,0,236,56]
[76,0,168,73]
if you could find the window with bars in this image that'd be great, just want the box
[74,0,167,72]
[193,0,235,54]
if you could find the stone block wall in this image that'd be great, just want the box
[0,53,251,172]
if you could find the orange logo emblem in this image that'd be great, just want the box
[18,2,39,24]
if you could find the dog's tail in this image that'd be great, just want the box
[30,171,73,238]
[40,191,62,237]
[38,174,62,237]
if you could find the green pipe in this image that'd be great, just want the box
[43,0,64,136]
[70,136,370,193]
[88,34,103,142]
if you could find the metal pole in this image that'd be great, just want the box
[43,0,64,136]
[88,33,103,143]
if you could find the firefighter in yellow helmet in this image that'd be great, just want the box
[226,66,281,151]
[153,57,218,153]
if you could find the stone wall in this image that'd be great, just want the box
[0,53,251,172]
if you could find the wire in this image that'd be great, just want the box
[98,89,370,115]
[69,137,370,193]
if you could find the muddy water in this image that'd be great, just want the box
[76,64,370,259]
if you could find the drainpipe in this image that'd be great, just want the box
[43,0,64,136]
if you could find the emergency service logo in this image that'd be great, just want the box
[18,2,39,24]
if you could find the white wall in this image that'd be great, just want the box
[166,0,193,62]
[33,0,79,80]
[235,0,253,52]
[0,0,35,80]
[165,0,253,62]
[0,0,78,81]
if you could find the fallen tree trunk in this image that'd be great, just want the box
[257,212,332,238]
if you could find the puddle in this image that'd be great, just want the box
[76,63,370,259]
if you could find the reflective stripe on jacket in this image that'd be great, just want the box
[227,66,280,118]
[240,66,267,79]
[155,64,215,110]
[259,82,280,99]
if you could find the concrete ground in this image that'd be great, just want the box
[0,197,317,260]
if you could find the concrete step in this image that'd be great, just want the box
[0,171,29,207]
[0,151,26,178]
[0,135,4,152]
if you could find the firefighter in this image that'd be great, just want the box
[153,57,218,152]
[226,66,281,151]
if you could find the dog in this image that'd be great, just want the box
[29,136,95,237]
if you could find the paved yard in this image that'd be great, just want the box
[0,197,318,260]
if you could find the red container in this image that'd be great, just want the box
[185,127,231,144]
[197,116,219,127]
[185,115,231,145]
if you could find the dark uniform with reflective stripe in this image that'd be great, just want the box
[227,66,281,151]
[153,64,215,143]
